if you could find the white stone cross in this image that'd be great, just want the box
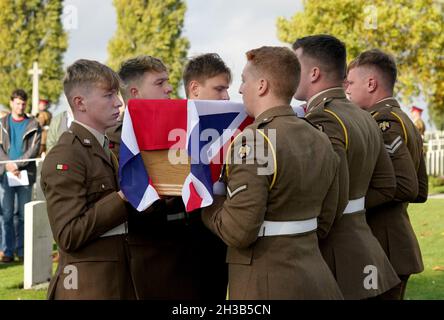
[28,62,43,116]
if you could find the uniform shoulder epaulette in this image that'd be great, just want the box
[257,116,274,129]
[57,130,76,145]
[372,106,408,143]
[224,129,277,190]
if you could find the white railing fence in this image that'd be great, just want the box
[425,131,444,177]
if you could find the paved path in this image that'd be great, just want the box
[428,194,444,199]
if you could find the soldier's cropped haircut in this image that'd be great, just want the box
[118,55,167,84]
[183,53,232,95]
[246,46,300,102]
[63,59,122,103]
[10,89,28,102]
[348,49,397,92]
[292,34,346,81]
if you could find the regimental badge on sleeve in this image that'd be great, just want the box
[379,121,391,132]
[56,164,69,171]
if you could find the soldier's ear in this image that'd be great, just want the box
[189,80,200,99]
[310,67,321,83]
[72,95,86,112]
[258,78,269,96]
[130,87,139,98]
[368,77,377,93]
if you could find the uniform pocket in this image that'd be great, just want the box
[86,176,116,205]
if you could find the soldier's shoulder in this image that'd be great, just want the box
[370,104,396,120]
[371,106,409,135]
[42,131,86,172]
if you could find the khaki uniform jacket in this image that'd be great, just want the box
[106,122,228,300]
[41,122,135,299]
[306,88,400,299]
[202,106,344,300]
[366,98,427,275]
[106,120,122,158]
[37,110,52,155]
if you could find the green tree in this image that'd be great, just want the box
[277,0,444,128]
[0,0,67,111]
[108,0,189,97]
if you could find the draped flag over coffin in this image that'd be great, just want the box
[119,99,253,212]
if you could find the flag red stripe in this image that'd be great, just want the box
[186,182,203,212]
[128,99,188,150]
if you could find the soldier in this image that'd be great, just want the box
[40,59,135,299]
[202,46,343,299]
[411,106,426,139]
[293,35,400,299]
[107,55,230,299]
[180,53,234,298]
[184,53,230,100]
[346,49,428,299]
[106,56,171,158]
[36,99,52,156]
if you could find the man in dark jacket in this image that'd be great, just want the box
[0,89,41,263]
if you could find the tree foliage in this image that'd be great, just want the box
[277,0,444,128]
[0,0,67,111]
[108,0,189,97]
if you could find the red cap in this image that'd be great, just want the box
[39,99,49,104]
[411,106,423,113]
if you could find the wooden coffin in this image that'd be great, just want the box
[140,148,190,196]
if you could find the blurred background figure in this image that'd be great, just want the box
[36,99,52,156]
[411,106,426,139]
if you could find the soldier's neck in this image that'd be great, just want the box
[253,97,288,119]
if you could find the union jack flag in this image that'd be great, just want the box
[119,99,252,212]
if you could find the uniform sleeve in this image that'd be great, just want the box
[374,113,419,202]
[41,143,128,252]
[366,138,396,208]
[414,155,428,203]
[202,132,272,249]
[317,158,340,239]
[307,110,349,217]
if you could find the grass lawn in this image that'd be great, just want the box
[0,199,442,300]
[405,199,444,299]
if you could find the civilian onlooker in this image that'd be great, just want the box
[0,89,41,263]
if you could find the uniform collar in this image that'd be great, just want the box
[73,120,106,148]
[69,122,114,169]
[306,87,346,112]
[254,105,295,125]
[369,96,400,112]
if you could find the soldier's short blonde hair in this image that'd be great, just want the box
[63,59,122,105]
[246,46,300,102]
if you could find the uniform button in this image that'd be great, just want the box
[101,184,105,189]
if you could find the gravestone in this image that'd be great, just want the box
[24,200,53,289]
